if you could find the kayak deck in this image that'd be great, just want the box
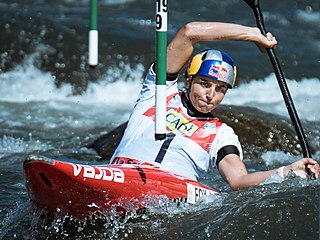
[24,155,218,217]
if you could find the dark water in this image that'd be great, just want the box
[0,0,319,239]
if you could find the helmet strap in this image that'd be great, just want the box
[180,88,214,118]
[186,75,193,90]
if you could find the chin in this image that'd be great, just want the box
[197,107,211,114]
[197,105,215,113]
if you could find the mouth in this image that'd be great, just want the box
[197,100,216,112]
[199,99,214,107]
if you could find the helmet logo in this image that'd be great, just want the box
[208,64,228,81]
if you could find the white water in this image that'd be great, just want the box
[0,55,143,107]
[0,56,319,123]
[223,75,320,122]
[0,135,53,156]
[62,0,135,6]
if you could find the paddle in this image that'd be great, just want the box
[243,0,314,178]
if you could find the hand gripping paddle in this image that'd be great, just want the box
[243,0,315,179]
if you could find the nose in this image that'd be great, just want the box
[205,86,215,101]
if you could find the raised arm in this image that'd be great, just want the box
[166,22,277,74]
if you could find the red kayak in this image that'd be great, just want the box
[24,155,219,218]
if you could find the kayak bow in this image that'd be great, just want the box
[24,155,218,217]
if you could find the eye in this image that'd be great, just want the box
[200,80,211,88]
[216,86,227,94]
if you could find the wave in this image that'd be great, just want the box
[66,0,135,6]
[0,56,319,122]
[0,54,143,107]
[296,8,320,23]
[223,75,320,122]
[0,135,53,156]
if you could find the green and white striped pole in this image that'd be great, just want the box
[155,0,168,140]
[88,0,98,66]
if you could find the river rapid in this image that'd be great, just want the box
[0,0,319,239]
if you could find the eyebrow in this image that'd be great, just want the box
[199,77,227,88]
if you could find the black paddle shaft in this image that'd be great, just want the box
[243,0,312,159]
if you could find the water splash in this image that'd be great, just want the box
[0,135,53,156]
[0,52,144,108]
[0,53,73,102]
[0,201,34,239]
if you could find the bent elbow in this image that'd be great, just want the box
[229,182,240,191]
[181,22,198,41]
[227,179,247,191]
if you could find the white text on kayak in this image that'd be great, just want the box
[70,164,125,183]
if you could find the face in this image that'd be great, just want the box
[188,75,228,113]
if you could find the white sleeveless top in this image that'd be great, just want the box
[111,65,243,181]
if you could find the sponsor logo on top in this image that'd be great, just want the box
[71,163,125,183]
[166,108,198,136]
[208,64,228,81]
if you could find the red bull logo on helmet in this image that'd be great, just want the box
[208,64,229,81]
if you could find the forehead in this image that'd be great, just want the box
[192,75,228,87]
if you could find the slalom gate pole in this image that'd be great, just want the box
[88,0,98,67]
[155,0,168,140]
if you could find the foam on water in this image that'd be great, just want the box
[296,8,320,23]
[0,135,53,155]
[0,55,73,102]
[223,74,320,122]
[61,0,135,6]
[0,56,319,122]
[0,54,143,108]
